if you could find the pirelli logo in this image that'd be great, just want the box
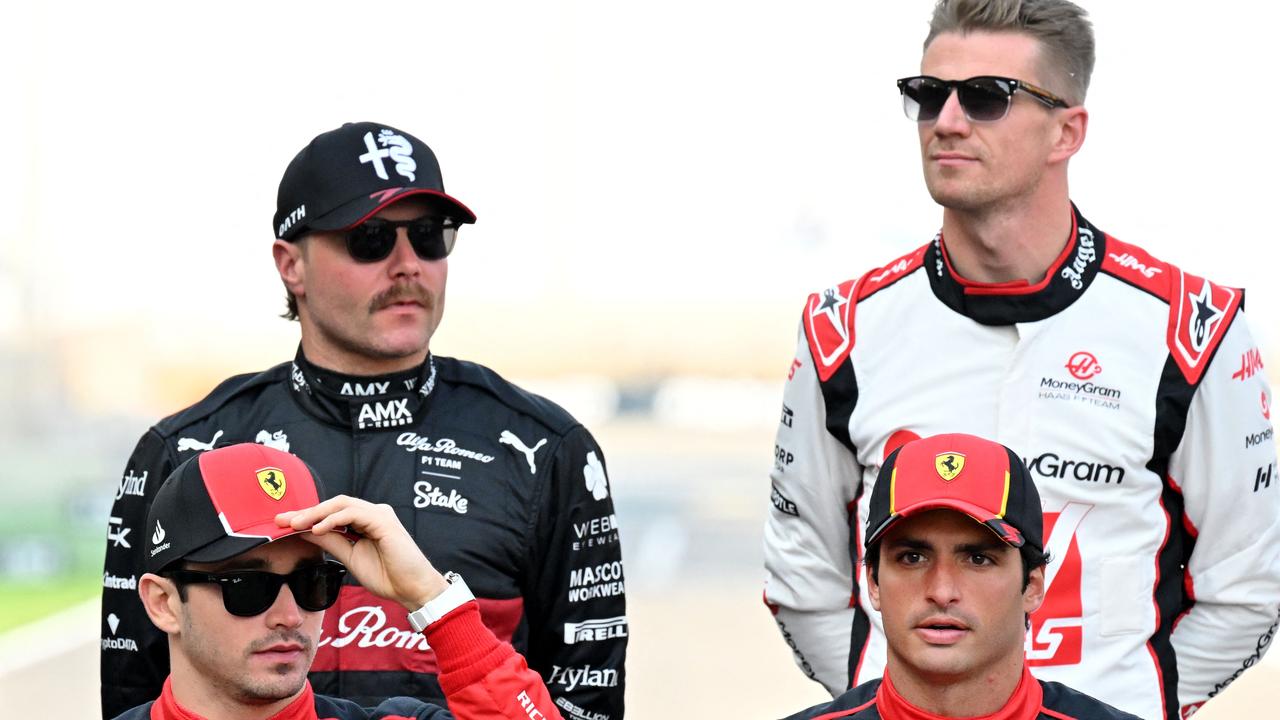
[563,616,628,644]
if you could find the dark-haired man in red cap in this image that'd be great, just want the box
[103,122,625,720]
[113,442,562,720]
[784,433,1138,719]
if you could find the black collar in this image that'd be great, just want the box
[926,204,1106,325]
[288,349,438,431]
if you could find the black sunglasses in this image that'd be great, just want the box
[344,216,461,263]
[166,561,347,617]
[897,75,1069,123]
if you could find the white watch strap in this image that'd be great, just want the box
[407,572,474,632]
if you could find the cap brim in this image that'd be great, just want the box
[309,188,476,233]
[181,523,310,564]
[865,499,1026,549]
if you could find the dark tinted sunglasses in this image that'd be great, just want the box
[166,561,347,617]
[897,75,1069,123]
[344,216,461,263]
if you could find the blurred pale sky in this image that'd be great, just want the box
[2,1,1275,410]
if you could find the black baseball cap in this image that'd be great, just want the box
[274,121,477,241]
[144,443,329,573]
[864,433,1044,552]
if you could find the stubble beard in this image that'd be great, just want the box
[183,619,314,706]
[924,159,1045,219]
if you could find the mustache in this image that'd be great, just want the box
[246,629,313,656]
[369,283,435,313]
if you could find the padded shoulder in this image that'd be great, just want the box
[802,243,929,383]
[1102,236,1243,385]
[436,356,581,436]
[1039,680,1143,719]
[152,363,290,437]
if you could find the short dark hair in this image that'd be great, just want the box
[282,291,299,322]
[865,538,1051,592]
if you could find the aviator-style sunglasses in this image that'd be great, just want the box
[897,75,1070,123]
[343,216,461,263]
[165,561,347,617]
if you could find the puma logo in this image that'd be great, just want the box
[177,430,224,452]
[499,430,547,474]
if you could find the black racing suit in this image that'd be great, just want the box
[102,351,626,720]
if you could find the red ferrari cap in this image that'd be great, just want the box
[144,443,327,573]
[864,433,1044,551]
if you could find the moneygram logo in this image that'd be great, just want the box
[1064,352,1102,380]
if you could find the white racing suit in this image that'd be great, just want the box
[763,205,1280,719]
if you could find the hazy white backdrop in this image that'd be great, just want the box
[1,1,1276,715]
[1,1,1275,407]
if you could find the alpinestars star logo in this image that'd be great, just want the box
[811,288,848,338]
[1189,282,1224,353]
[359,129,417,182]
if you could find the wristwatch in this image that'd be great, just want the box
[407,572,474,632]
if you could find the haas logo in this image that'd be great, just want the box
[1026,503,1091,666]
[1065,352,1102,380]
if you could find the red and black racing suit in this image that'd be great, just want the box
[783,666,1141,720]
[111,602,564,720]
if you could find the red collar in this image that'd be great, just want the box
[152,677,317,720]
[876,666,1043,720]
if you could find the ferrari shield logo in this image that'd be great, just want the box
[935,453,965,482]
[256,468,287,501]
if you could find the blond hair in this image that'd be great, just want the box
[925,0,1094,105]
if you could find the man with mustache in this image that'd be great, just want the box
[113,442,562,720]
[103,123,626,720]
[784,434,1138,719]
[763,1,1280,718]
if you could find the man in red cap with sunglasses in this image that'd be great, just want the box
[763,1,1280,718]
[784,433,1138,719]
[103,123,626,720]
[113,442,562,720]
